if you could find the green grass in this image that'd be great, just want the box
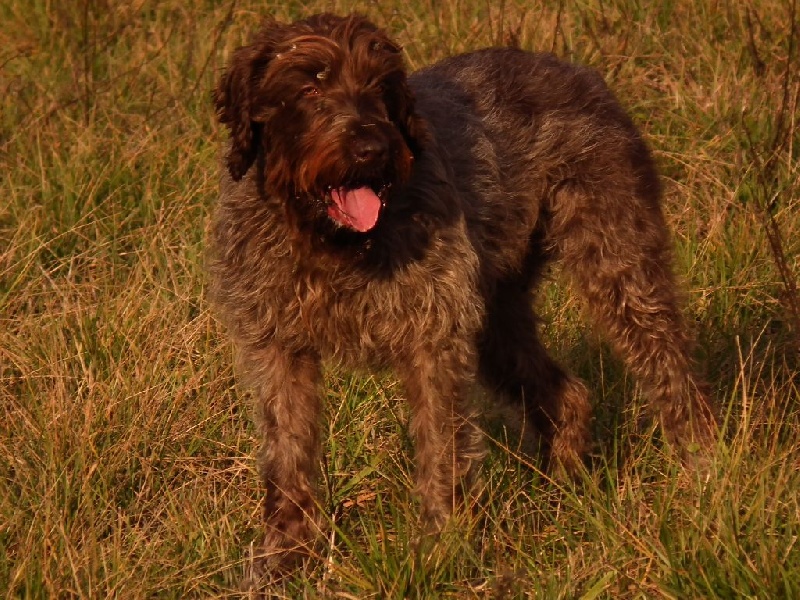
[2,0,799,597]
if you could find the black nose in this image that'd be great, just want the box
[352,138,388,164]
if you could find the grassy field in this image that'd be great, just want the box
[1,0,799,597]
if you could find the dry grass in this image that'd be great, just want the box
[1,0,799,597]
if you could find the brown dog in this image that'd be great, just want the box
[210,13,717,575]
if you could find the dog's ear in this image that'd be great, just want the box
[368,35,429,157]
[401,99,429,157]
[388,78,429,158]
[213,24,281,181]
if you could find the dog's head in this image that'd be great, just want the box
[214,13,427,233]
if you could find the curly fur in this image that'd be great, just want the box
[209,13,718,578]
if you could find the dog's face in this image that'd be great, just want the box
[214,14,426,233]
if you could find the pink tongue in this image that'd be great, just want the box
[328,187,381,232]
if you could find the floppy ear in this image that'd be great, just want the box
[401,98,429,156]
[213,28,278,181]
[389,77,429,157]
[371,38,429,157]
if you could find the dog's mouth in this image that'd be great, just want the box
[325,184,389,232]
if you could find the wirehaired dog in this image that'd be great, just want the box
[210,13,717,575]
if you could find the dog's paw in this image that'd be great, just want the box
[239,538,311,598]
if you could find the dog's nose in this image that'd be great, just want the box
[352,138,388,164]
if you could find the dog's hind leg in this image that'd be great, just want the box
[552,180,718,465]
[478,281,592,475]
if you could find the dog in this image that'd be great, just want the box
[209,12,717,576]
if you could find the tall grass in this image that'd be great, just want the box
[1,0,798,597]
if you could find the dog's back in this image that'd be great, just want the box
[408,48,662,282]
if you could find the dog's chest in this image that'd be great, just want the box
[277,249,483,369]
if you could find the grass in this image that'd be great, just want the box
[1,0,799,597]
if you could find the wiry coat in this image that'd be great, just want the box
[209,13,717,579]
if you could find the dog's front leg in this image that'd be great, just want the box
[244,346,323,576]
[399,345,484,529]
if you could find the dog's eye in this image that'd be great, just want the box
[301,85,320,97]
